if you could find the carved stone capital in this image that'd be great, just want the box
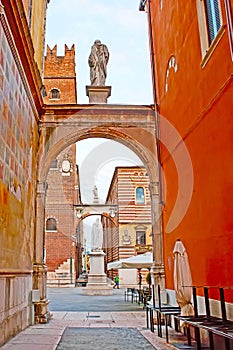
[149,181,160,196]
[37,181,48,195]
[0,2,4,14]
[150,262,165,290]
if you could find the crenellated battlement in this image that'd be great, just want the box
[43,44,77,103]
[44,44,76,77]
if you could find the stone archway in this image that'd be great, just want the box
[34,104,164,322]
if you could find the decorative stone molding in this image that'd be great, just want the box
[86,85,111,104]
[37,181,48,195]
[165,55,178,93]
[149,181,160,196]
[0,1,4,14]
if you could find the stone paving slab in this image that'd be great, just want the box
[1,288,192,350]
[1,311,191,350]
[56,327,157,350]
[6,334,60,345]
[1,345,57,350]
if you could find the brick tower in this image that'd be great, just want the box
[43,44,83,285]
[43,44,77,104]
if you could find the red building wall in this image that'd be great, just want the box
[43,44,77,104]
[46,230,76,272]
[45,145,79,272]
[43,44,82,275]
[149,1,233,292]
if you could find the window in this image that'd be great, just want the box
[196,0,223,62]
[224,0,233,60]
[136,231,146,245]
[50,158,58,169]
[50,88,60,100]
[46,218,57,231]
[136,187,145,204]
[204,0,222,44]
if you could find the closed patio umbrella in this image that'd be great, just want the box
[173,239,194,317]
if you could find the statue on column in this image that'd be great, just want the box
[91,217,103,251]
[88,40,109,86]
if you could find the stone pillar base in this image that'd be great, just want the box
[86,85,111,104]
[83,250,113,295]
[33,263,52,323]
[83,284,113,296]
[150,262,165,303]
[34,299,52,324]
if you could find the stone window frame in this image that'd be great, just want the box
[224,0,233,60]
[135,225,147,245]
[49,88,61,100]
[196,0,225,67]
[45,217,57,232]
[135,186,145,204]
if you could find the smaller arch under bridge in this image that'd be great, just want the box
[34,103,165,323]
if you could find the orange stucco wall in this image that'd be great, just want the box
[150,1,233,293]
[0,19,39,270]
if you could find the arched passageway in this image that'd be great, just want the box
[34,104,164,322]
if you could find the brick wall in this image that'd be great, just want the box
[45,230,76,272]
[43,45,81,273]
[43,44,77,104]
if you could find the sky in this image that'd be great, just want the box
[45,0,153,104]
[45,0,153,248]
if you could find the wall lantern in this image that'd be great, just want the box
[139,0,147,11]
[76,208,83,219]
[109,208,116,218]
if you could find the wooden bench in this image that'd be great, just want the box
[175,286,233,350]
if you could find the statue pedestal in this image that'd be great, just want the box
[86,85,111,104]
[83,251,113,295]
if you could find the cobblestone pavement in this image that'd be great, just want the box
[1,287,191,350]
[57,327,155,349]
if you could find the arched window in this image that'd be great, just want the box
[46,218,57,231]
[50,88,60,100]
[136,187,145,204]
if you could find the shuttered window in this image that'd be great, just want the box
[204,0,222,44]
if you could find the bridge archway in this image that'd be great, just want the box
[34,104,164,322]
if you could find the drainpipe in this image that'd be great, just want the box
[139,0,165,292]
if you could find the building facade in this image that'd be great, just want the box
[0,0,159,346]
[103,167,152,287]
[141,0,233,302]
[43,44,77,104]
[44,145,82,285]
[43,44,83,285]
[0,0,50,345]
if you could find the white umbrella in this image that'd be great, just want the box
[173,239,194,317]
[107,252,153,270]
